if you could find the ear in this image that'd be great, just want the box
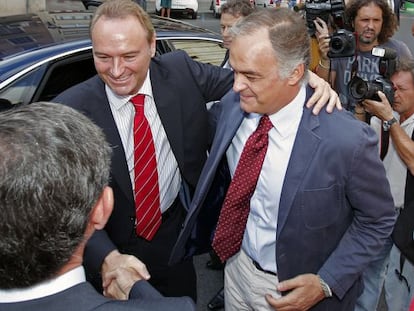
[89,186,114,230]
[287,63,305,86]
[150,35,157,57]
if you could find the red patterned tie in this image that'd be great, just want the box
[131,94,161,241]
[212,115,273,262]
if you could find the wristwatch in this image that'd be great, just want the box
[382,117,398,131]
[318,275,333,298]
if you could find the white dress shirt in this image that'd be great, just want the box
[0,266,85,303]
[226,85,306,274]
[106,71,181,213]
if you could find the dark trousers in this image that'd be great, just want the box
[120,198,197,301]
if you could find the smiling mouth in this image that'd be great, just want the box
[109,76,131,84]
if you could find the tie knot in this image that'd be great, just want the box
[257,115,273,134]
[131,94,145,112]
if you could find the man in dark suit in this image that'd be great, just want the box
[0,102,195,311]
[170,8,397,310]
[54,0,339,302]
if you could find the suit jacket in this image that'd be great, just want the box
[0,281,195,311]
[171,86,397,310]
[53,50,233,280]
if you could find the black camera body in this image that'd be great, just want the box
[348,76,394,102]
[348,47,397,103]
[301,0,345,36]
[328,29,356,58]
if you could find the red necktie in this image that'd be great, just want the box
[212,115,273,262]
[131,94,161,241]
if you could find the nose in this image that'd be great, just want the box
[232,73,246,93]
[110,58,124,77]
[222,26,231,36]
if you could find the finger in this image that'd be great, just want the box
[307,85,332,115]
[104,278,128,300]
[265,293,280,309]
[127,256,150,280]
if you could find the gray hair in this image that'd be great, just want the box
[0,102,112,289]
[395,57,414,82]
[231,8,310,81]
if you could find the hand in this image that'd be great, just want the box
[101,250,150,299]
[361,91,394,121]
[314,18,331,59]
[103,266,143,300]
[307,71,342,114]
[265,274,325,311]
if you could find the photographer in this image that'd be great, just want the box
[314,0,411,112]
[362,57,414,311]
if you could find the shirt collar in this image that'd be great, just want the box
[247,85,305,138]
[0,266,86,303]
[106,70,154,110]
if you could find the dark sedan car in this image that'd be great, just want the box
[0,11,226,109]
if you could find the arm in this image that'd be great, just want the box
[363,91,414,174]
[318,124,396,299]
[180,50,341,115]
[313,18,332,82]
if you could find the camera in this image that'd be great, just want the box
[327,29,356,58]
[295,0,346,37]
[348,47,397,103]
[348,76,394,102]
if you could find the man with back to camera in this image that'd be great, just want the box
[362,57,414,311]
[53,0,341,301]
[169,8,396,310]
[0,102,195,311]
[314,0,412,112]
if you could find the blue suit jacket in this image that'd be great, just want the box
[171,86,396,310]
[0,280,195,311]
[53,50,233,286]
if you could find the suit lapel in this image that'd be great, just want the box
[169,93,244,264]
[90,80,134,204]
[149,62,185,170]
[277,89,321,236]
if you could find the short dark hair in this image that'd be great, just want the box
[0,102,112,289]
[221,0,254,17]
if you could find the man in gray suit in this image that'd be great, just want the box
[170,8,396,310]
[0,102,195,311]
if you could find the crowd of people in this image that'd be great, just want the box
[0,0,413,310]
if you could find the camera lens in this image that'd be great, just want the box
[349,79,367,100]
[330,37,345,53]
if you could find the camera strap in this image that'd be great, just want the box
[380,123,390,160]
[350,33,359,81]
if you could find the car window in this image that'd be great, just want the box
[168,39,227,66]
[0,65,46,106]
[35,52,95,102]
[0,38,226,108]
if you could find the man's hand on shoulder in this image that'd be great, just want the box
[307,71,342,115]
[102,250,150,300]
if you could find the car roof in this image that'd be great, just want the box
[0,11,221,80]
